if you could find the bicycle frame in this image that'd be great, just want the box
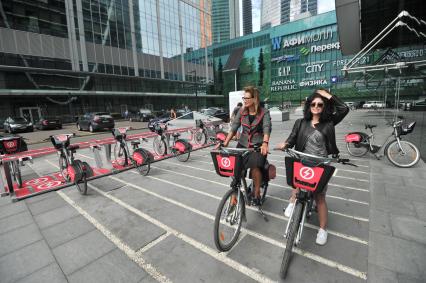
[365,123,407,156]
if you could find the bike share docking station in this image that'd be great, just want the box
[0,123,223,202]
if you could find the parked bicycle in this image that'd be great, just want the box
[0,135,30,188]
[189,119,227,145]
[275,148,356,278]
[152,123,192,162]
[112,127,152,175]
[345,116,419,167]
[49,133,93,195]
[211,143,276,252]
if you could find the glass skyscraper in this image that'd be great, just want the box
[242,0,252,35]
[0,0,215,119]
[281,0,318,23]
[211,0,239,44]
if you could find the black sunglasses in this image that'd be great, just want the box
[310,102,324,108]
[242,97,253,100]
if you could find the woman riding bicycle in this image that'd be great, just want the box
[219,86,271,205]
[277,89,349,245]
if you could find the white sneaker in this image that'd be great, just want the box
[316,228,328,245]
[284,202,295,218]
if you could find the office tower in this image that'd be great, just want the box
[212,0,240,43]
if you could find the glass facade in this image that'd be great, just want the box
[281,0,318,24]
[242,0,252,35]
[211,0,239,44]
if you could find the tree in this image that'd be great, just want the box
[258,48,265,86]
[217,58,223,94]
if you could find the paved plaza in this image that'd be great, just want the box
[0,110,425,283]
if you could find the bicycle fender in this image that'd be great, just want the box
[174,139,192,153]
[345,132,368,143]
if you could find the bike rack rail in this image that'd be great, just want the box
[0,125,219,201]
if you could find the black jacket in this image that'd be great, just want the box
[285,95,349,155]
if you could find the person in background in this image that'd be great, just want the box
[170,108,177,119]
[231,102,243,139]
[276,89,349,246]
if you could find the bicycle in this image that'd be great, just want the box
[345,117,419,167]
[0,135,30,188]
[152,123,192,162]
[49,134,93,195]
[189,119,227,145]
[112,127,152,175]
[275,148,356,278]
[211,143,276,252]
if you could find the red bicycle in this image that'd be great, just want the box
[275,148,356,278]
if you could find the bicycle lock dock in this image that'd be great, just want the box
[0,126,218,202]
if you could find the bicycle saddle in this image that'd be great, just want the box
[172,132,181,137]
[131,140,140,146]
[67,144,79,150]
[365,124,377,129]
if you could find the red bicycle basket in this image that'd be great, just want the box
[211,151,242,178]
[285,157,335,193]
[2,138,19,154]
[345,133,361,143]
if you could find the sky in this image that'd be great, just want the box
[241,0,336,34]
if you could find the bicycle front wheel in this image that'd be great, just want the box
[134,150,151,176]
[385,140,420,168]
[346,142,369,157]
[194,129,207,145]
[153,137,167,156]
[214,189,244,252]
[113,143,127,166]
[174,149,190,162]
[12,161,23,188]
[59,154,70,182]
[280,202,303,279]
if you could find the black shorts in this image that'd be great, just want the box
[237,143,266,169]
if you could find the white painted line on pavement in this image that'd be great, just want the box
[147,167,369,222]
[57,190,172,283]
[137,232,172,255]
[106,176,368,280]
[158,161,370,203]
[137,174,369,243]
[88,182,276,283]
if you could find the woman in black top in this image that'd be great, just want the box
[276,89,349,245]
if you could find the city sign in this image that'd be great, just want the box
[305,63,324,73]
[272,28,333,50]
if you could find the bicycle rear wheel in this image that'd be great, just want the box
[73,160,87,195]
[346,142,369,157]
[134,150,151,176]
[280,202,303,279]
[214,188,244,252]
[385,140,420,168]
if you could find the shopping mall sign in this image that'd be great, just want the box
[272,28,333,51]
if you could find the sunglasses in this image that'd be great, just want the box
[310,102,324,108]
[242,97,253,100]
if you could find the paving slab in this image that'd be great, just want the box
[15,263,67,283]
[0,223,43,258]
[0,240,55,283]
[367,264,398,283]
[0,201,28,220]
[68,249,148,283]
[368,209,392,236]
[0,210,33,235]
[412,201,426,221]
[390,215,426,245]
[52,229,116,275]
[34,203,79,229]
[26,193,67,216]
[41,215,95,248]
[90,177,125,192]
[368,231,426,279]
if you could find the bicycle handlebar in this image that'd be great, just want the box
[274,148,358,167]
